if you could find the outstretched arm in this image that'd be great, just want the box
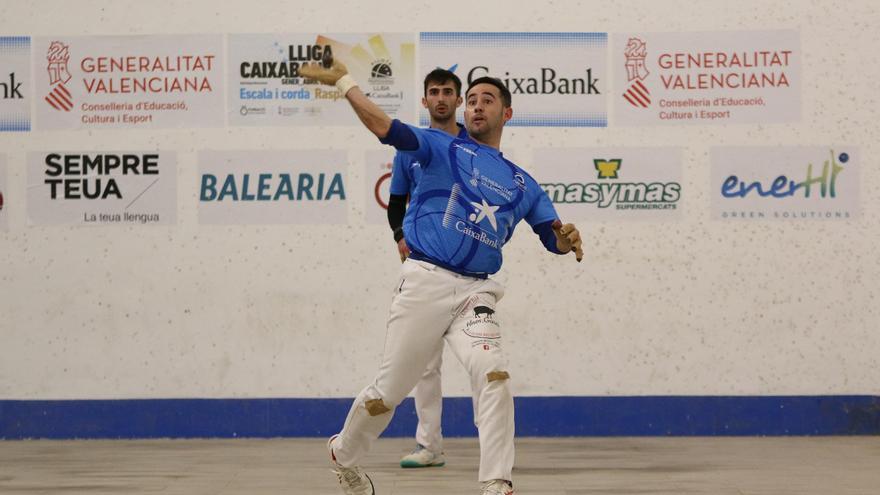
[299,60,391,138]
[532,219,584,262]
[551,219,584,262]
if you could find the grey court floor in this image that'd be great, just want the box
[1,437,878,494]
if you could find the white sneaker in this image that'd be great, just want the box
[481,479,514,495]
[328,435,375,495]
[399,444,446,468]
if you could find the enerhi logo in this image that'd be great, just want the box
[721,150,847,200]
[542,158,680,210]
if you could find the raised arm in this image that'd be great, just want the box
[299,60,392,138]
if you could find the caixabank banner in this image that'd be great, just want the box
[711,147,859,220]
[26,152,178,225]
[420,32,607,127]
[614,30,800,125]
[228,33,415,126]
[0,154,8,230]
[534,147,683,221]
[198,150,349,225]
[0,36,30,132]
[33,35,223,130]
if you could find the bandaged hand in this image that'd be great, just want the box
[299,59,357,95]
[551,219,584,262]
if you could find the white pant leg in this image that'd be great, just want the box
[413,341,444,453]
[332,260,455,467]
[444,278,514,483]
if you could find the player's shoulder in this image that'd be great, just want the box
[503,157,541,189]
[417,126,456,143]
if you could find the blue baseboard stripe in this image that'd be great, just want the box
[1,396,878,439]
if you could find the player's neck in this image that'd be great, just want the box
[430,119,459,137]
[471,132,502,150]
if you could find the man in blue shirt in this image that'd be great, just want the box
[388,68,468,470]
[302,59,583,495]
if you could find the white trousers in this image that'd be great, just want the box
[412,340,444,454]
[333,259,515,482]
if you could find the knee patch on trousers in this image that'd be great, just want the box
[365,398,391,416]
[487,371,510,382]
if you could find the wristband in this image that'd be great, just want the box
[393,227,404,243]
[335,74,358,96]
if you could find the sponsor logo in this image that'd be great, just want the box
[622,38,651,108]
[369,58,393,83]
[36,152,172,224]
[44,153,158,200]
[455,143,477,157]
[468,167,514,201]
[442,183,501,249]
[467,65,600,95]
[239,105,266,116]
[616,31,800,125]
[0,36,31,132]
[595,159,621,179]
[463,303,500,339]
[45,41,73,111]
[1,72,23,100]
[657,51,792,90]
[239,44,331,85]
[721,150,846,200]
[541,158,681,210]
[200,172,345,201]
[718,150,855,220]
[469,198,499,231]
[373,161,392,210]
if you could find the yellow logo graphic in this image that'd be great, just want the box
[594,159,621,179]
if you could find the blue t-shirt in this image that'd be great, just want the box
[389,124,468,198]
[397,124,558,275]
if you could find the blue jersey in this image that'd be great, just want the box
[398,124,558,275]
[389,124,468,197]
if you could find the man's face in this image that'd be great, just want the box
[422,81,461,122]
[464,83,512,138]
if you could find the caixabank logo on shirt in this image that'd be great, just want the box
[26,152,178,225]
[711,147,859,220]
[198,150,348,225]
[535,147,683,221]
[1,36,31,132]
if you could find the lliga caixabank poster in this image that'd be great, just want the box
[228,33,415,126]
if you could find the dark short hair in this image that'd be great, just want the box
[423,69,462,96]
[466,76,512,107]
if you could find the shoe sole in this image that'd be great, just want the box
[400,460,446,468]
[364,472,375,494]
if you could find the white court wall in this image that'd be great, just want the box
[0,0,878,399]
